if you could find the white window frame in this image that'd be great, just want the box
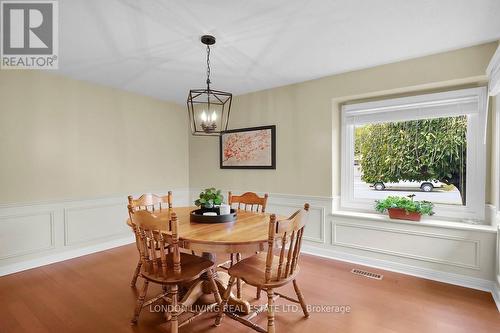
[487,45,500,216]
[340,87,488,222]
[487,45,500,96]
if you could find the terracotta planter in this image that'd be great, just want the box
[387,208,421,221]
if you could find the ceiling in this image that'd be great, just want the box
[58,0,500,104]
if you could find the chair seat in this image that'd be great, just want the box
[228,253,299,288]
[141,253,214,284]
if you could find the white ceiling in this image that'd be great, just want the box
[58,0,500,104]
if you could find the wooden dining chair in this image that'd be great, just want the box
[127,192,172,287]
[216,204,310,333]
[225,191,269,298]
[228,191,268,213]
[130,210,222,333]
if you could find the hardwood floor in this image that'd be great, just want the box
[0,244,499,333]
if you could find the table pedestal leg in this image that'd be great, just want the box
[196,252,251,314]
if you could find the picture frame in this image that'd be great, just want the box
[220,125,276,169]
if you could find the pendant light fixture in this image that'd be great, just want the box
[187,35,232,136]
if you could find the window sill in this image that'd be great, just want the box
[331,210,497,233]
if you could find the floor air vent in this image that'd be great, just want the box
[351,268,383,280]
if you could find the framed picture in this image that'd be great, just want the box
[220,125,276,169]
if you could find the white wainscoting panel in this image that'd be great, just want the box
[328,213,497,281]
[310,210,498,311]
[301,242,495,292]
[266,203,325,243]
[64,203,130,246]
[0,212,55,260]
[0,188,190,276]
[333,222,480,270]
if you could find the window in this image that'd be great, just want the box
[341,87,488,222]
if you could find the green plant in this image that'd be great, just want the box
[194,188,224,209]
[375,195,434,216]
[356,116,467,204]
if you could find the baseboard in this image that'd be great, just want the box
[0,235,135,277]
[302,244,499,312]
[493,283,500,312]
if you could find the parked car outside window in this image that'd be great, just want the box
[371,180,444,192]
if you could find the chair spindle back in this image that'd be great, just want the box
[131,210,181,275]
[127,192,172,219]
[228,191,268,213]
[265,203,309,283]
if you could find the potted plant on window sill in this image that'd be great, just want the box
[375,195,434,221]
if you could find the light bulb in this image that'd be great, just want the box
[211,111,217,122]
[201,111,207,122]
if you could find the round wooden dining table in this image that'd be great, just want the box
[127,206,278,314]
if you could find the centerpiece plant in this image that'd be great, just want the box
[375,195,434,221]
[195,188,224,210]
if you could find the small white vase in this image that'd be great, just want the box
[219,204,231,215]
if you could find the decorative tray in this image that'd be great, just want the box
[190,208,237,223]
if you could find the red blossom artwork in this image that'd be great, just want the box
[222,129,272,166]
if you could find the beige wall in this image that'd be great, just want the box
[0,43,496,205]
[189,42,498,200]
[0,71,189,204]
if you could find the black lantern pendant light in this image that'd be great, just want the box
[187,35,232,136]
